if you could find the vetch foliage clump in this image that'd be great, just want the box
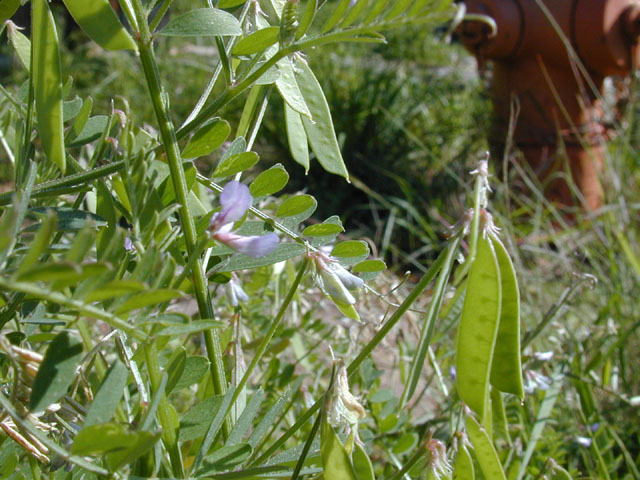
[0,1,637,479]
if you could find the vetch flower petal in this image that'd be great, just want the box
[329,262,364,291]
[320,268,357,305]
[216,180,251,227]
[227,276,249,306]
[218,232,279,258]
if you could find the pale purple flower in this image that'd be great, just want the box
[309,251,364,321]
[524,370,551,393]
[533,351,554,361]
[226,274,249,307]
[575,436,592,448]
[124,237,136,252]
[209,181,278,258]
[311,252,364,304]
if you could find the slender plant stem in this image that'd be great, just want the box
[148,0,172,32]
[215,36,233,86]
[129,0,228,415]
[251,251,448,465]
[145,341,184,477]
[387,443,429,480]
[231,259,308,409]
[400,234,461,407]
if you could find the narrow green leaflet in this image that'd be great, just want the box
[456,235,501,422]
[63,97,83,122]
[158,8,242,37]
[341,0,369,28]
[197,444,253,475]
[296,0,317,40]
[321,419,357,480]
[66,96,93,142]
[28,207,107,231]
[179,396,225,443]
[352,259,386,273]
[105,430,162,470]
[72,423,159,460]
[303,223,344,237]
[247,379,303,449]
[276,194,316,218]
[250,164,289,197]
[489,233,524,399]
[219,243,306,272]
[277,58,312,118]
[62,0,137,51]
[465,413,507,480]
[218,0,246,7]
[173,356,209,391]
[321,0,351,33]
[83,279,148,302]
[113,289,184,314]
[182,118,230,159]
[84,360,129,427]
[16,212,56,275]
[214,151,259,178]
[364,0,389,23]
[284,104,310,172]
[385,0,413,19]
[226,388,265,446]
[157,319,224,336]
[67,115,109,147]
[32,0,66,173]
[0,0,20,25]
[193,386,237,472]
[232,26,280,56]
[18,261,109,285]
[30,331,83,412]
[295,60,349,179]
[331,240,369,259]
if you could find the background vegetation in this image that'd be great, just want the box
[0,0,638,479]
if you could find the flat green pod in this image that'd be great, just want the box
[489,233,524,399]
[320,419,358,480]
[456,235,501,421]
[466,413,507,480]
[453,443,475,479]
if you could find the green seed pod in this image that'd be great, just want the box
[456,235,502,422]
[489,233,524,399]
[465,413,507,480]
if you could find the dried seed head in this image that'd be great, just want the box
[327,363,365,430]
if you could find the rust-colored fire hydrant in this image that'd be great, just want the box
[458,0,640,212]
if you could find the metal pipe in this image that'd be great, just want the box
[458,0,640,212]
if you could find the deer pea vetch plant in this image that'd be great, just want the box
[0,0,535,478]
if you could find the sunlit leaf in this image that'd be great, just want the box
[158,8,242,37]
[30,331,83,412]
